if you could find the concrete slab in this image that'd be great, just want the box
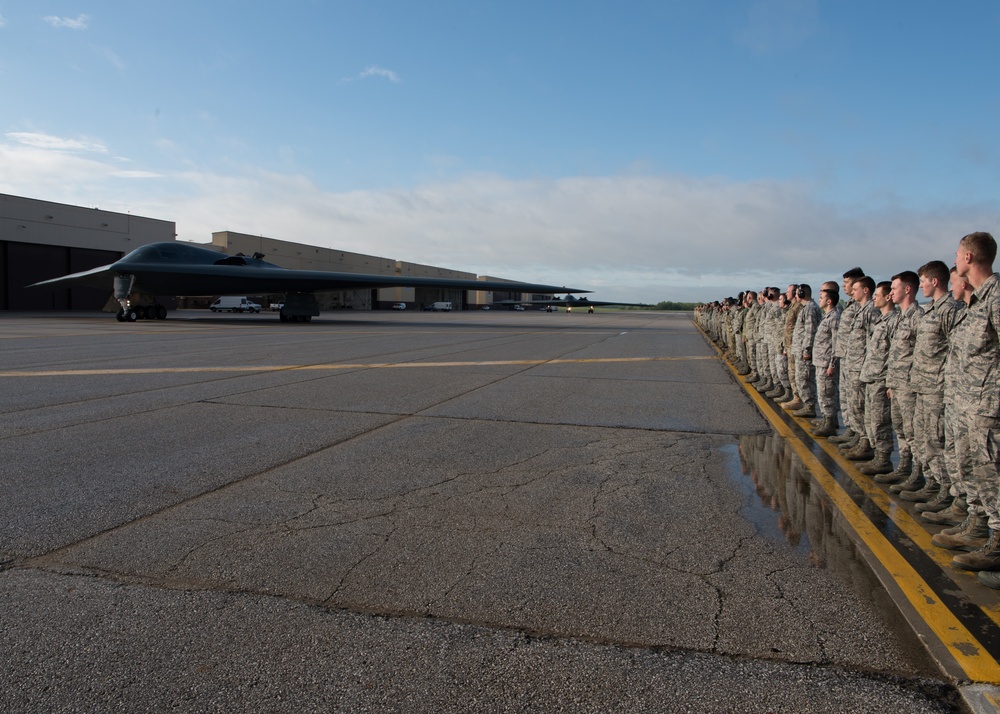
[0,311,970,711]
[1,569,960,714]
[3,402,396,558]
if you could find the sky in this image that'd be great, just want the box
[1,1,999,303]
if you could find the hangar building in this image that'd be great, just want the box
[1,194,538,312]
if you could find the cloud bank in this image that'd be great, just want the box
[0,132,992,303]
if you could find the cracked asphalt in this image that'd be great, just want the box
[0,311,964,712]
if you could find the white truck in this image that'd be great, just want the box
[429,301,453,311]
[210,296,261,313]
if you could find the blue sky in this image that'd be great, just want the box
[1,1,998,302]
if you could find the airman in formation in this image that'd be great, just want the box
[696,232,1000,589]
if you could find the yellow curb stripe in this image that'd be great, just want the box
[711,343,1000,683]
[812,438,1000,624]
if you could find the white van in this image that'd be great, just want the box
[430,301,453,311]
[210,296,260,313]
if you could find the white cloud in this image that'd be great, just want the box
[98,47,125,72]
[0,14,7,28]
[6,131,107,153]
[0,131,991,303]
[344,65,402,83]
[43,14,89,30]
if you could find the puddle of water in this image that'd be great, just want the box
[727,433,879,572]
[723,439,812,558]
[725,431,940,674]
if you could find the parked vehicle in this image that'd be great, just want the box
[210,296,260,313]
[429,301,453,311]
[392,302,407,310]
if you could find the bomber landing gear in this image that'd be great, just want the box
[116,302,167,322]
[279,293,320,323]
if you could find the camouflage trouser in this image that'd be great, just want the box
[838,362,854,431]
[735,333,747,367]
[863,381,893,453]
[787,353,798,397]
[889,387,917,461]
[964,418,1000,529]
[943,390,973,498]
[816,363,839,418]
[796,358,816,406]
[757,342,772,383]
[913,391,947,486]
[846,371,866,435]
[775,351,790,390]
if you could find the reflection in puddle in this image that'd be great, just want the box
[732,432,923,634]
[725,440,812,558]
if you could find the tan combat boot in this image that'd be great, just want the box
[953,530,1000,571]
[932,514,989,551]
[782,396,804,411]
[811,416,839,438]
[921,498,968,526]
[874,452,910,484]
[859,450,893,475]
[844,437,874,461]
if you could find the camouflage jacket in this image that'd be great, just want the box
[943,302,968,397]
[886,302,924,390]
[860,308,897,384]
[733,305,746,336]
[812,305,841,370]
[744,302,760,343]
[784,301,803,350]
[844,300,877,374]
[792,300,822,359]
[951,273,1000,422]
[909,293,962,394]
[833,298,859,359]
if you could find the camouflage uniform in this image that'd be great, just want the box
[833,298,860,432]
[784,301,804,396]
[813,305,841,418]
[860,307,898,454]
[793,299,822,407]
[887,302,924,467]
[943,302,971,499]
[768,301,786,388]
[909,293,962,489]
[951,273,1000,528]
[744,301,760,377]
[844,300,877,437]
[733,303,748,370]
[756,300,773,385]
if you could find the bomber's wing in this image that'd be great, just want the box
[30,242,587,297]
[494,295,648,308]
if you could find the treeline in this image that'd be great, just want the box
[616,301,698,311]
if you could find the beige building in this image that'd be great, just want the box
[2,194,539,312]
[0,193,175,310]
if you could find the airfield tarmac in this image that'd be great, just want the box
[0,309,994,712]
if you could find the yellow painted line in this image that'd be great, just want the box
[0,355,715,378]
[812,434,1000,624]
[697,328,1000,682]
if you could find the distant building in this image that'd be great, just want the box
[1,193,536,312]
[0,193,174,310]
